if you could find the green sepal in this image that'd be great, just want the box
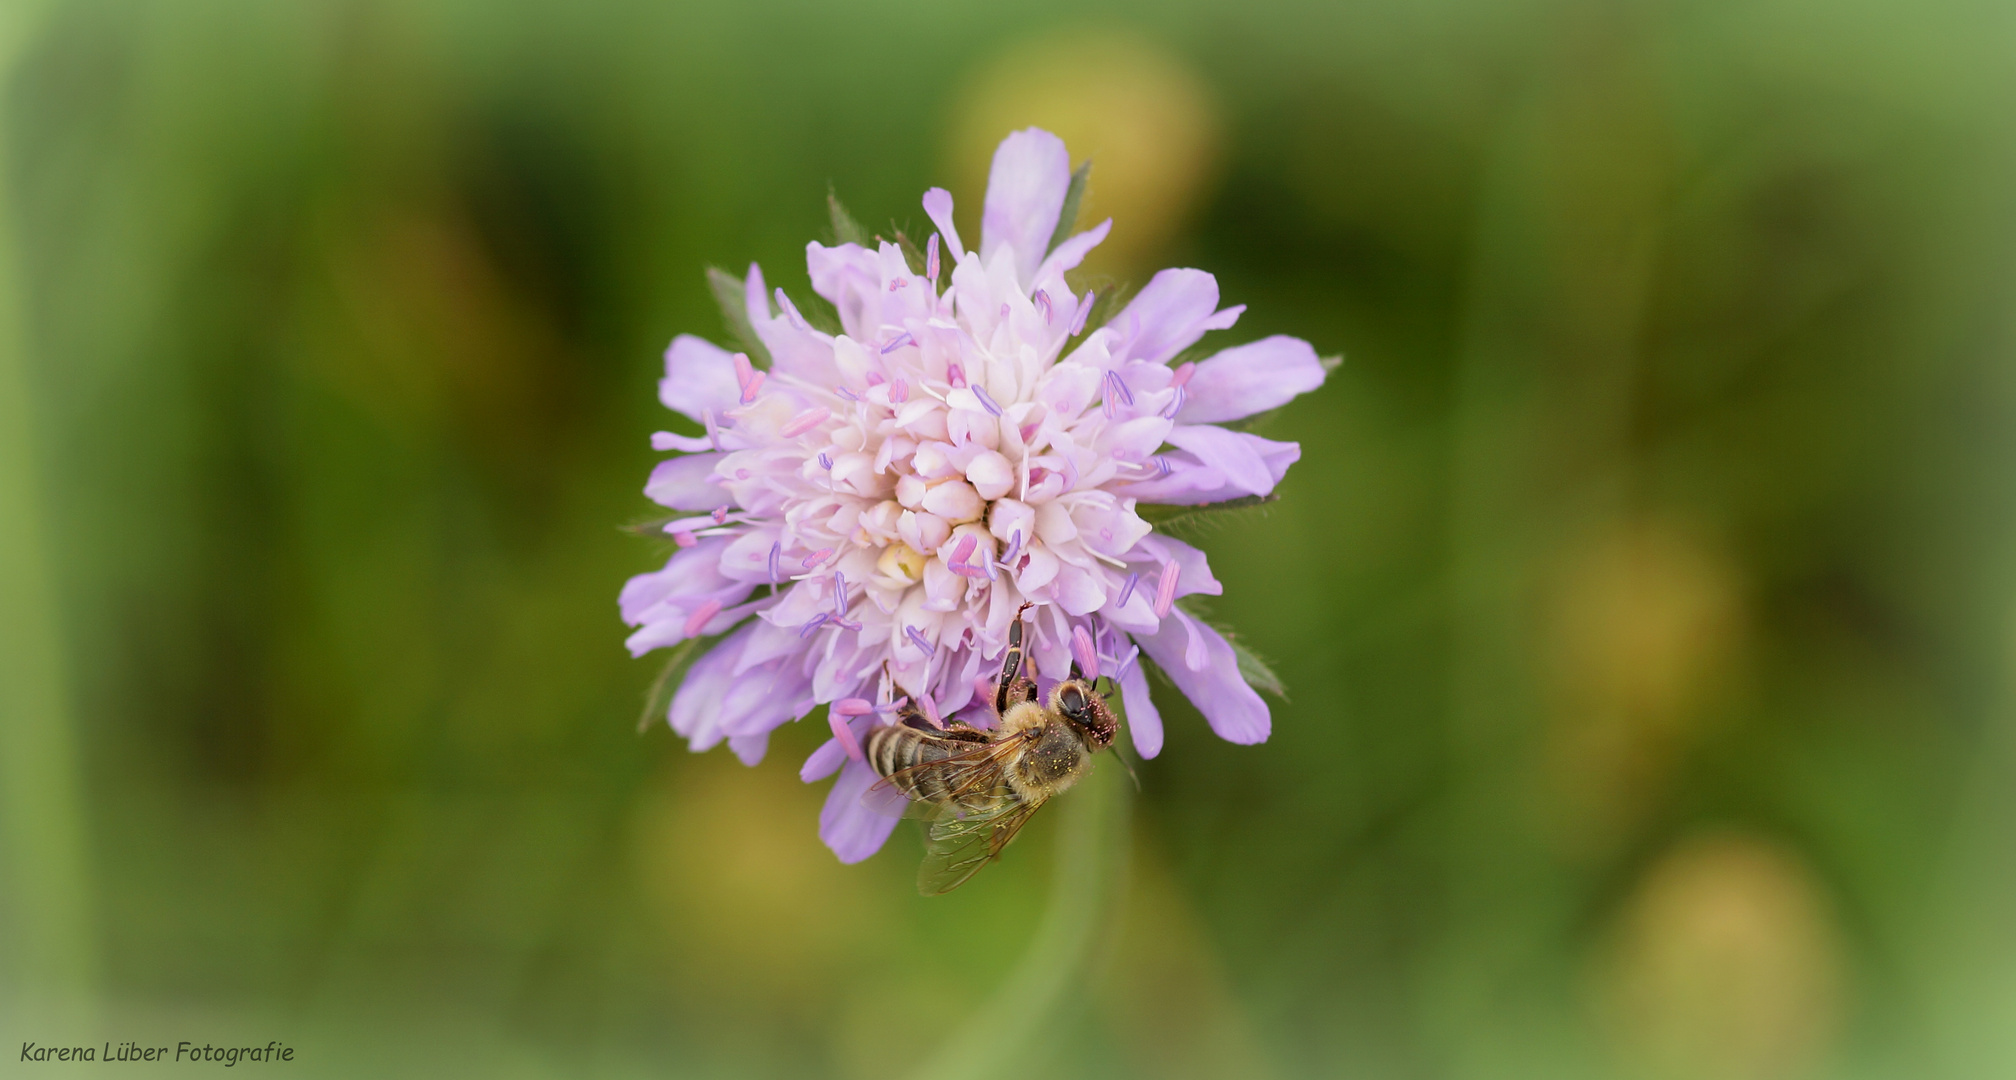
[827,186,870,247]
[636,636,707,733]
[1135,494,1278,535]
[1229,638,1287,700]
[1045,159,1093,256]
[892,228,929,277]
[705,266,772,368]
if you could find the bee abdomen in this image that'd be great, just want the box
[864,725,995,810]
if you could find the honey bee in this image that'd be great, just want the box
[866,603,1120,894]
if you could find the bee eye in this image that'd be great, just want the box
[1060,685,1086,717]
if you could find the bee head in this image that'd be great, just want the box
[1052,678,1118,749]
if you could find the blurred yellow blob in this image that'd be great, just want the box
[944,29,1221,275]
[1543,516,1743,852]
[1596,832,1846,1080]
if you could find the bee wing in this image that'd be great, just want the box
[916,797,1044,895]
[863,731,1029,817]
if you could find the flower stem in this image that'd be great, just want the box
[904,759,1130,1080]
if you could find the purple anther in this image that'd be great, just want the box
[947,363,966,389]
[774,287,807,330]
[920,694,945,730]
[1034,289,1052,323]
[733,352,754,391]
[827,708,865,763]
[739,369,766,405]
[926,233,941,280]
[888,277,909,292]
[767,541,782,585]
[798,612,830,638]
[781,406,831,438]
[1069,291,1094,335]
[1000,529,1023,566]
[1154,559,1181,618]
[833,616,864,632]
[673,531,697,549]
[817,452,833,470]
[948,534,977,566]
[881,332,915,355]
[1163,385,1187,418]
[972,384,1003,417]
[835,386,859,402]
[1113,644,1140,679]
[711,506,729,524]
[1071,625,1101,681]
[803,548,833,568]
[1105,369,1134,406]
[832,571,848,615]
[1117,571,1140,608]
[906,626,933,656]
[982,555,998,581]
[1155,456,1171,478]
[889,378,909,404]
[1102,395,1117,421]
[683,599,722,639]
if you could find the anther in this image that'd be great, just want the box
[1117,571,1139,607]
[739,369,766,405]
[832,571,848,615]
[889,378,908,404]
[683,599,722,639]
[1034,289,1052,323]
[781,406,830,438]
[711,506,729,524]
[774,288,807,330]
[881,332,914,355]
[818,452,832,470]
[906,626,933,656]
[1154,559,1181,618]
[1069,292,1094,336]
[803,548,834,567]
[947,363,966,389]
[888,277,908,291]
[798,612,830,638]
[827,708,865,763]
[926,233,941,280]
[1071,625,1101,681]
[673,531,697,549]
[972,384,1003,416]
[767,541,782,584]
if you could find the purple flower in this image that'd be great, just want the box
[622,128,1329,862]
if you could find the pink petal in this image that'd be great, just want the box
[1176,336,1328,424]
[1162,425,1276,496]
[981,128,1073,287]
[1135,611,1270,744]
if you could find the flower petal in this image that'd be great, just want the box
[644,453,731,510]
[1162,425,1277,496]
[1118,656,1163,759]
[1136,611,1270,744]
[981,128,1072,288]
[660,334,743,423]
[1176,335,1328,424]
[922,187,966,261]
[1113,269,1241,365]
[1035,218,1111,284]
[819,758,902,863]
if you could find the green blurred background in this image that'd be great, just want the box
[5,0,2016,1076]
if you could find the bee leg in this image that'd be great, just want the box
[996,603,1037,714]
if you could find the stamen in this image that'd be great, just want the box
[1113,645,1140,679]
[865,371,886,386]
[1034,289,1052,323]
[1162,385,1187,418]
[880,332,915,355]
[926,232,940,280]
[711,506,729,524]
[832,571,848,615]
[889,378,908,404]
[906,626,933,656]
[673,531,697,549]
[972,384,1003,416]
[1154,559,1180,618]
[683,599,722,639]
[817,452,833,470]
[948,534,977,565]
[835,386,859,401]
[803,548,833,567]
[951,562,989,579]
[999,529,1023,567]
[1019,421,1039,443]
[888,277,908,292]
[1069,291,1094,335]
[774,288,807,330]
[767,541,782,584]
[1071,625,1101,681]
[1106,369,1134,406]
[827,707,864,763]
[781,406,831,438]
[920,693,945,730]
[798,612,830,638]
[832,616,864,631]
[833,697,873,717]
[946,363,966,389]
[1155,456,1171,478]
[1117,571,1140,607]
[739,369,766,405]
[733,352,754,391]
[982,555,998,581]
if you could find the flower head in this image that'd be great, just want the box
[622,128,1329,862]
